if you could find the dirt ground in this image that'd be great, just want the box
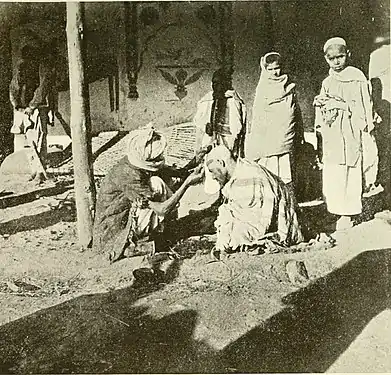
[1,181,391,373]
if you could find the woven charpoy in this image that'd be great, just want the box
[161,122,197,168]
[47,123,198,177]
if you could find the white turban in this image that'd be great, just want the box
[323,37,347,53]
[127,123,167,172]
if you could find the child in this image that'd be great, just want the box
[245,52,304,187]
[314,37,377,230]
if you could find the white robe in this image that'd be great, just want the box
[315,66,375,215]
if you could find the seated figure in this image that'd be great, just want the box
[93,124,205,263]
[204,145,304,253]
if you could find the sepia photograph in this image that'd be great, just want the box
[0,0,390,373]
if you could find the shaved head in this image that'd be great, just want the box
[324,44,350,72]
[324,44,348,56]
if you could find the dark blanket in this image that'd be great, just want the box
[93,157,154,259]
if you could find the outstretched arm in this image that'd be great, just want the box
[148,165,204,217]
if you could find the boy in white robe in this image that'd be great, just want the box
[314,37,377,230]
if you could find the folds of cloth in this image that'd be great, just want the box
[11,108,51,154]
[108,175,172,263]
[214,159,303,252]
[93,125,173,263]
[246,73,297,160]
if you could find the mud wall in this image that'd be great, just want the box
[2,1,390,139]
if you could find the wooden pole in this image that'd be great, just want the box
[124,1,139,99]
[218,2,234,76]
[66,2,96,249]
[0,26,13,156]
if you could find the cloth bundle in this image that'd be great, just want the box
[313,93,349,127]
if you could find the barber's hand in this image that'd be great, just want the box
[24,107,35,116]
[185,164,205,186]
[195,145,213,164]
[147,200,159,212]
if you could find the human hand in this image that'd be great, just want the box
[194,145,212,164]
[185,164,205,186]
[24,107,35,116]
[324,99,347,112]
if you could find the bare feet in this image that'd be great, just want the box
[336,215,353,231]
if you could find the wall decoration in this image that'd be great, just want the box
[124,2,180,100]
[155,47,210,100]
[157,67,206,100]
[124,1,139,99]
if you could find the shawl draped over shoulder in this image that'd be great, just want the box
[215,159,303,251]
[314,66,374,167]
[246,55,299,160]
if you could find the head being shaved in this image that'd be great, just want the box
[205,145,232,167]
[203,145,234,194]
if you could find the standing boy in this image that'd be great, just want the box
[314,37,377,230]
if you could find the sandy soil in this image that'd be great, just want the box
[0,183,391,373]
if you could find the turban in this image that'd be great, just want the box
[323,37,347,53]
[127,123,167,172]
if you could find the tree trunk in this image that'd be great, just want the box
[66,2,96,249]
[0,27,13,157]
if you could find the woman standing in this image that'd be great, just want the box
[245,52,304,187]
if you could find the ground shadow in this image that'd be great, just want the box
[164,206,217,244]
[1,247,390,373]
[299,202,336,238]
[0,205,76,235]
[371,76,391,209]
[355,191,388,225]
[299,190,387,238]
[0,259,218,374]
[221,248,391,373]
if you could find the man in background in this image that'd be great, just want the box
[369,32,390,206]
[193,68,247,195]
[9,43,55,183]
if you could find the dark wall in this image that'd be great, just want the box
[0,0,389,142]
[233,0,390,131]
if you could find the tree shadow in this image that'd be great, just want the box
[0,259,219,374]
[0,205,76,235]
[221,248,391,373]
[1,245,390,373]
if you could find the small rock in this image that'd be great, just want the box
[374,210,391,223]
[6,281,20,292]
[285,260,309,284]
